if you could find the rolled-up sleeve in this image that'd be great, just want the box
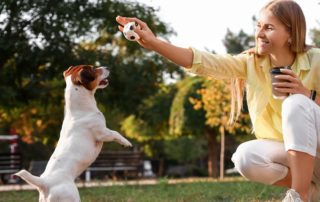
[186,47,248,79]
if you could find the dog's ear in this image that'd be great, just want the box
[78,66,96,90]
[63,66,74,79]
[64,66,85,80]
[64,65,96,90]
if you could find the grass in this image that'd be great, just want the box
[0,178,286,202]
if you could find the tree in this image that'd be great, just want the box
[121,84,177,142]
[0,0,183,146]
[190,79,251,178]
[121,84,178,175]
[169,77,206,137]
[123,28,255,178]
[186,29,254,178]
[223,29,255,54]
[168,76,251,178]
[310,24,320,47]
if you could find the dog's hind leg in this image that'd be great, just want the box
[97,128,132,147]
[48,182,80,202]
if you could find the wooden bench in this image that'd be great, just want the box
[85,151,144,181]
[0,153,22,184]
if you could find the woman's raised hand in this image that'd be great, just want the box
[116,16,193,67]
[116,16,157,50]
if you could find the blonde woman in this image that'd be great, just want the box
[116,0,320,201]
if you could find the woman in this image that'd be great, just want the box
[116,0,320,201]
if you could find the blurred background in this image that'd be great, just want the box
[0,0,319,183]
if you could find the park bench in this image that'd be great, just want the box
[0,153,22,184]
[84,151,144,181]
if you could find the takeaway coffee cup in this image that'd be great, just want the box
[270,67,291,99]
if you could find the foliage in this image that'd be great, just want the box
[185,28,255,137]
[190,79,252,137]
[223,29,255,54]
[121,114,154,142]
[122,27,256,174]
[0,0,183,146]
[121,84,177,142]
[121,77,209,164]
[169,76,206,136]
[121,84,178,160]
[221,28,255,141]
[163,135,207,163]
[310,25,320,47]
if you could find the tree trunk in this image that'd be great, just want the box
[206,128,219,178]
[158,158,164,176]
[220,126,225,180]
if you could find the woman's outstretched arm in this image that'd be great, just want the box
[116,16,193,68]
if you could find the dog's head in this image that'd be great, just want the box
[63,65,109,90]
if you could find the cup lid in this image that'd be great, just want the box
[270,66,291,73]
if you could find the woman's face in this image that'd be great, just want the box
[255,9,291,55]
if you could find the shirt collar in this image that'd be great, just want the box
[292,51,311,75]
[257,51,311,75]
[257,55,272,74]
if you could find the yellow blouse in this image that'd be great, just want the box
[187,47,320,141]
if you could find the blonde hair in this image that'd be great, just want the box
[263,0,307,53]
[229,0,307,124]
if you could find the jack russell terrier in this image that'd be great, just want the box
[15,65,132,202]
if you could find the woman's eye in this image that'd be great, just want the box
[266,26,273,30]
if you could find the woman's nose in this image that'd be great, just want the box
[256,27,265,38]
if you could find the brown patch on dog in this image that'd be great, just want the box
[63,65,97,90]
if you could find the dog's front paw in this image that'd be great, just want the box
[121,138,132,147]
[105,129,133,147]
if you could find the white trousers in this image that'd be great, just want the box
[232,94,320,185]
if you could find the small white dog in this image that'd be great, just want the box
[15,65,132,202]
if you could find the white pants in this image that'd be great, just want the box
[232,94,320,185]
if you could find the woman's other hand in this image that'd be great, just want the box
[273,69,310,97]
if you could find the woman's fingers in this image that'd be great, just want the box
[272,77,308,95]
[273,70,310,96]
[116,16,147,36]
[274,74,296,83]
[130,18,147,29]
[272,75,299,92]
[115,16,156,49]
[273,82,298,89]
[118,25,124,32]
[280,69,297,78]
[116,16,146,28]
[273,82,298,94]
[133,27,145,38]
[116,16,130,26]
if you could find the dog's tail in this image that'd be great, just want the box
[15,169,45,190]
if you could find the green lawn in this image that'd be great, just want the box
[0,179,285,202]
